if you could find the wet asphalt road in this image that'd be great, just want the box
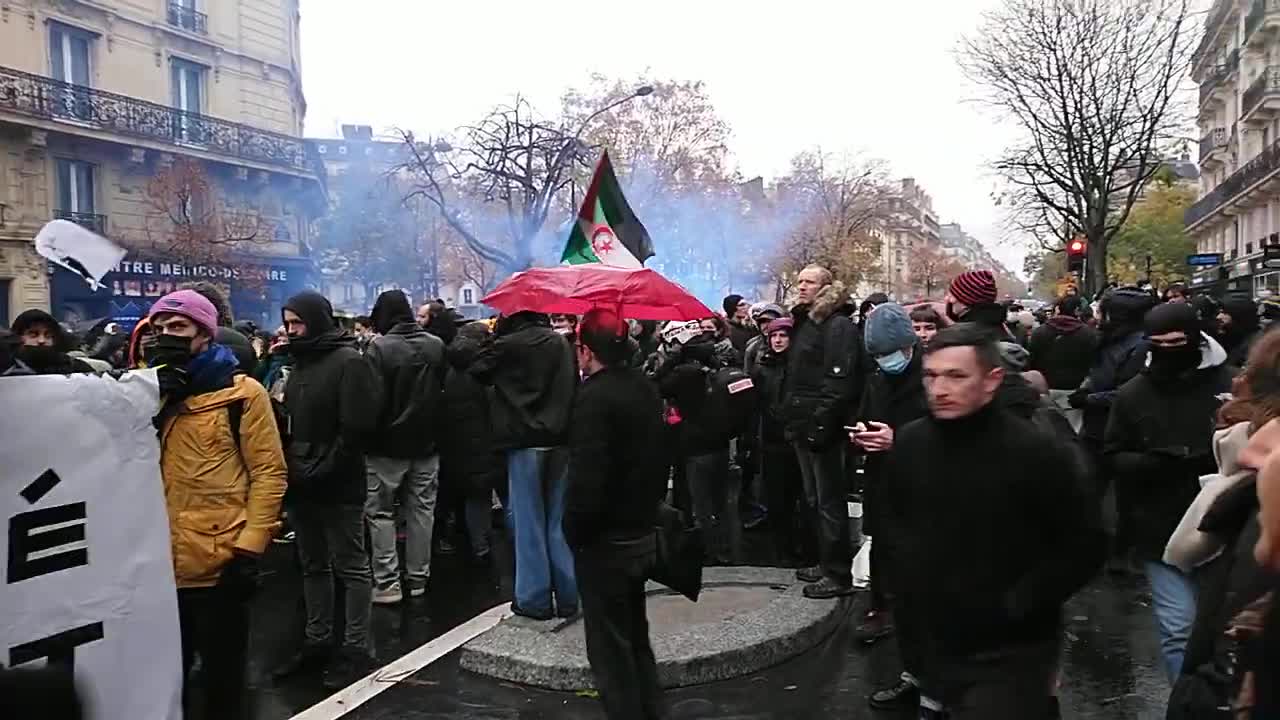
[237,525,1172,720]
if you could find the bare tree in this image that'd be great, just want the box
[397,96,596,273]
[138,157,270,269]
[961,0,1194,293]
[767,150,896,294]
[909,245,965,299]
[563,76,731,206]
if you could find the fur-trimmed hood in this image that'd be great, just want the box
[797,281,852,324]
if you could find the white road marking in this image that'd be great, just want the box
[288,603,512,720]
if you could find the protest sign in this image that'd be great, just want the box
[0,370,182,719]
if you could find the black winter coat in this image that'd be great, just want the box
[281,292,381,505]
[1027,316,1100,391]
[471,316,576,450]
[365,321,446,458]
[726,319,756,354]
[1080,327,1149,444]
[750,348,790,452]
[783,283,857,449]
[563,365,667,549]
[856,348,929,537]
[440,337,504,497]
[886,403,1104,663]
[1104,355,1233,559]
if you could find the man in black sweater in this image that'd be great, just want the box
[565,309,667,720]
[885,324,1104,719]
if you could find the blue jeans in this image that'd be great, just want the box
[508,447,578,615]
[1144,560,1197,682]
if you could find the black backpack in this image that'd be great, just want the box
[703,366,759,441]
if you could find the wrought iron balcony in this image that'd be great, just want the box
[1246,0,1280,43]
[1200,127,1229,164]
[1199,49,1239,108]
[1195,0,1235,68]
[53,209,107,235]
[0,65,313,174]
[1243,65,1280,119]
[1186,136,1280,228]
[166,2,207,35]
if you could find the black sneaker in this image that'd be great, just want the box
[795,565,823,583]
[321,647,373,691]
[436,537,457,556]
[510,601,554,621]
[854,610,895,644]
[271,643,331,683]
[802,577,855,599]
[868,677,919,709]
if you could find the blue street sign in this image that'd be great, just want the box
[1265,246,1280,269]
[1187,253,1224,267]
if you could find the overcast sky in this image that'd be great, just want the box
[299,0,1025,275]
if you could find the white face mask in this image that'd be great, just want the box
[874,349,911,375]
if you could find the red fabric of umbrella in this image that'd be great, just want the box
[481,265,714,321]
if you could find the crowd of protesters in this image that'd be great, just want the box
[4,268,1280,720]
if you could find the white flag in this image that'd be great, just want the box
[34,219,126,291]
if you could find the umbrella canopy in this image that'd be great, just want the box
[481,265,713,321]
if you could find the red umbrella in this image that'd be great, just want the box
[481,264,714,321]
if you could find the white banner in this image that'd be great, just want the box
[0,370,183,720]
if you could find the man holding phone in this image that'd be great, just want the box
[849,303,932,711]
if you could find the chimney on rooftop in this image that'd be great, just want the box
[341,124,374,141]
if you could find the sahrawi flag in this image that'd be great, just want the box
[560,151,654,268]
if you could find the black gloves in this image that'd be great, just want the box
[217,553,260,602]
[1067,387,1090,409]
[155,364,189,397]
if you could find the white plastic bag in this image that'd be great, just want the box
[852,535,872,589]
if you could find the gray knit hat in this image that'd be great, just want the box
[864,302,917,355]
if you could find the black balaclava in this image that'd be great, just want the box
[1144,302,1204,381]
[370,289,415,335]
[1220,292,1260,347]
[283,291,340,356]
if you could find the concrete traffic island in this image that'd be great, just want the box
[457,566,850,691]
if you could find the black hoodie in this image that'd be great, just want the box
[9,309,94,375]
[1027,315,1101,390]
[441,328,505,495]
[1220,293,1261,370]
[281,291,381,504]
[470,311,576,450]
[365,290,445,458]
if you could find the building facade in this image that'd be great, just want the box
[877,177,942,298]
[1188,0,1280,298]
[0,0,323,328]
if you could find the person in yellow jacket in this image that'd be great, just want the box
[143,289,286,720]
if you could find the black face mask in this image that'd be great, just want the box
[142,334,193,368]
[16,345,64,371]
[1148,344,1201,379]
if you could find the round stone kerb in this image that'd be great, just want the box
[458,566,850,690]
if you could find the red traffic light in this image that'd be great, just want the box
[1067,238,1087,255]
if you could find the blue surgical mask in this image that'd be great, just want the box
[875,349,910,375]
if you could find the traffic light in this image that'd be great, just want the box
[1067,237,1087,274]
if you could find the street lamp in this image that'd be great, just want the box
[567,85,654,206]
